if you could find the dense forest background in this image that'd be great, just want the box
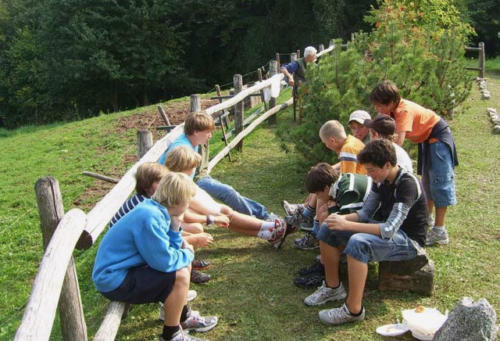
[0,0,498,128]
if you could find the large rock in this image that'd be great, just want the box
[434,297,497,341]
[378,246,434,296]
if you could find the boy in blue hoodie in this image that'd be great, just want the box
[93,172,217,341]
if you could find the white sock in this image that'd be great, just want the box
[433,225,445,231]
[257,221,275,240]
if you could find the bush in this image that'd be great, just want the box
[290,0,474,165]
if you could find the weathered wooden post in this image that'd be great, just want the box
[268,60,278,124]
[290,52,298,62]
[214,86,232,161]
[233,74,244,151]
[329,39,335,48]
[190,94,201,113]
[297,49,301,58]
[479,42,485,79]
[290,53,298,121]
[34,177,87,341]
[137,130,153,159]
[157,105,171,126]
[275,52,280,65]
[319,44,325,52]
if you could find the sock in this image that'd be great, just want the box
[348,305,364,316]
[257,221,275,240]
[180,305,191,322]
[302,205,316,219]
[433,225,445,231]
[326,282,340,289]
[162,325,180,340]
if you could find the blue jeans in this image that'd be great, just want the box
[196,176,269,220]
[317,223,417,264]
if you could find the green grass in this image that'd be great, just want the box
[0,74,499,340]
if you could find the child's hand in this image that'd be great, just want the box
[196,233,214,248]
[325,213,348,231]
[214,215,230,228]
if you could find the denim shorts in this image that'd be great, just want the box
[100,265,176,304]
[421,141,457,207]
[316,223,418,263]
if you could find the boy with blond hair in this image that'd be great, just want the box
[93,172,218,341]
[159,112,272,221]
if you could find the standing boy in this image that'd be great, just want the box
[370,81,457,245]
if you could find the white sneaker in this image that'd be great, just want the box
[304,281,347,306]
[318,303,365,325]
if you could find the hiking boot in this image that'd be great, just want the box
[294,273,325,289]
[318,303,365,325]
[304,281,347,306]
[191,269,211,284]
[181,310,218,333]
[298,260,324,276]
[160,328,206,341]
[282,200,304,216]
[294,233,319,250]
[425,227,449,246]
[192,259,211,271]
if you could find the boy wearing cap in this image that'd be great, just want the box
[348,110,371,145]
[363,115,413,173]
[370,81,457,246]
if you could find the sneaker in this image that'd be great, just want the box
[273,218,297,250]
[294,233,319,250]
[299,215,314,232]
[265,212,279,222]
[282,200,304,216]
[304,281,347,306]
[298,260,324,276]
[160,328,206,341]
[191,269,211,284]
[425,227,449,246]
[294,273,325,289]
[318,303,365,325]
[181,310,218,332]
[192,259,211,271]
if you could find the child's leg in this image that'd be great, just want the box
[320,241,344,288]
[163,267,190,326]
[345,256,368,314]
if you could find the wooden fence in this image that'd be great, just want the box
[14,41,336,341]
[465,42,486,78]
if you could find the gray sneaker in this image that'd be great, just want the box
[425,227,449,246]
[282,200,304,216]
[319,303,365,325]
[304,281,347,306]
[294,233,319,250]
[160,328,206,341]
[181,310,218,332]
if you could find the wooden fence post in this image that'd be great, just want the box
[257,68,268,112]
[275,53,280,65]
[190,94,201,113]
[34,177,87,341]
[319,44,325,52]
[137,130,153,159]
[290,53,298,62]
[157,105,171,126]
[214,86,232,161]
[479,42,485,79]
[233,74,244,151]
[329,39,335,48]
[268,60,278,124]
[297,49,301,58]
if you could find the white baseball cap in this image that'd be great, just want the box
[349,110,371,125]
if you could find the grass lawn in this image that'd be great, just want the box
[1,64,499,340]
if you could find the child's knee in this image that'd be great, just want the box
[175,267,191,287]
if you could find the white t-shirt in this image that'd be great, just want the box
[393,142,414,174]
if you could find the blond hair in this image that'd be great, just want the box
[152,172,196,208]
[164,146,201,172]
[184,112,215,136]
[135,162,169,196]
[319,120,346,140]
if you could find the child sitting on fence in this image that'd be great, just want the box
[158,111,272,221]
[92,172,218,341]
[307,139,428,326]
[165,145,294,249]
[283,120,367,250]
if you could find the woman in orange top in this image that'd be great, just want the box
[369,81,458,246]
